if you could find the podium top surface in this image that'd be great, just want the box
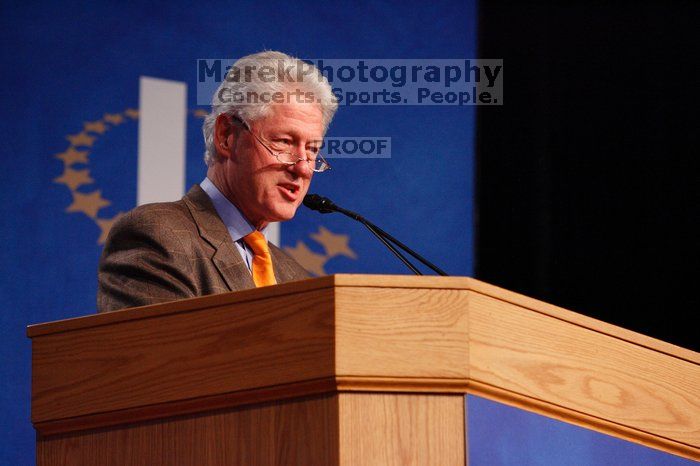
[26,274,697,363]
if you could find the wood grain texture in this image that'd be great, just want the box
[335,287,469,378]
[331,274,697,362]
[338,393,465,466]
[29,274,696,364]
[461,278,698,364]
[38,394,339,466]
[34,377,339,436]
[468,380,700,461]
[29,274,700,460]
[32,288,336,422]
[27,275,338,337]
[467,291,700,450]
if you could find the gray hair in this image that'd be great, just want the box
[202,51,338,165]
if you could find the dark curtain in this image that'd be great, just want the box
[476,1,699,351]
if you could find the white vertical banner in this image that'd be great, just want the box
[138,76,187,205]
[137,75,281,245]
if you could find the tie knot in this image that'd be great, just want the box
[243,230,270,257]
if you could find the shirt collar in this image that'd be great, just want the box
[200,177,268,243]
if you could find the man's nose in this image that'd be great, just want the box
[288,157,312,178]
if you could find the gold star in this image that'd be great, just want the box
[54,168,94,190]
[55,147,89,166]
[284,241,328,276]
[66,190,111,218]
[193,109,208,118]
[124,108,139,119]
[103,113,124,125]
[310,226,357,259]
[66,132,96,147]
[96,213,124,244]
[83,120,108,134]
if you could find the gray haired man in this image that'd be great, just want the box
[97,51,338,312]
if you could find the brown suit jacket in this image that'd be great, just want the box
[97,185,310,312]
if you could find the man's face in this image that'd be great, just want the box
[212,100,325,230]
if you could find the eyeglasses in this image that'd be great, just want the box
[235,117,331,173]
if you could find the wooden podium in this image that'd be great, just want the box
[28,275,699,464]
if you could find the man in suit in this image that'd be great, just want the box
[97,51,338,312]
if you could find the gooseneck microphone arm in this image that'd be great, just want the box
[303,194,449,276]
[357,217,423,275]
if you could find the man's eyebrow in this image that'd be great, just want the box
[267,129,323,143]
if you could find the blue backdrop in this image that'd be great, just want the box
[1,1,476,463]
[1,3,693,465]
[468,396,697,466]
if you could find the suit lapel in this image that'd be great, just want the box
[270,244,297,283]
[182,185,255,291]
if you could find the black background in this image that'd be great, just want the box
[476,0,698,351]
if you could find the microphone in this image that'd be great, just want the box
[303,194,449,276]
[303,194,361,220]
[302,194,337,214]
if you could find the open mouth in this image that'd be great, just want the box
[279,183,301,199]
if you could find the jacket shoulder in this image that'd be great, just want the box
[105,199,195,246]
[97,199,202,313]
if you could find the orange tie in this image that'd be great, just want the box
[242,230,277,287]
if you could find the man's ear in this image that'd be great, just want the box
[214,114,238,160]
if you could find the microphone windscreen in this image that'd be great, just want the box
[303,194,336,213]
